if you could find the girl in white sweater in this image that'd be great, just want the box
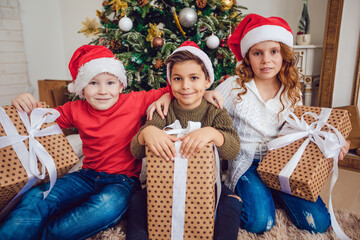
[215,14,349,234]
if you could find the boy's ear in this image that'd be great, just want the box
[119,83,124,93]
[205,77,211,89]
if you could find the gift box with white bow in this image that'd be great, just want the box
[0,105,79,218]
[257,106,352,202]
[146,120,220,240]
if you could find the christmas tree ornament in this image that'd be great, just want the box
[154,59,163,69]
[146,23,163,47]
[110,39,121,50]
[153,37,164,48]
[138,0,148,7]
[118,16,133,32]
[196,0,207,8]
[102,1,109,7]
[78,17,101,38]
[220,0,233,11]
[96,10,109,23]
[178,7,198,28]
[172,7,186,37]
[206,34,220,49]
[108,0,128,16]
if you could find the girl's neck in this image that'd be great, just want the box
[254,77,281,102]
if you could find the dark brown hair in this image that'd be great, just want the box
[165,50,209,80]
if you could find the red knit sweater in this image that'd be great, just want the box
[55,88,169,178]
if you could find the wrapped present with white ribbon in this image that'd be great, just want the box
[257,106,351,202]
[257,106,352,240]
[146,120,221,240]
[0,105,79,220]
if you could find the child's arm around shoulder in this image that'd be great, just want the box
[12,93,42,113]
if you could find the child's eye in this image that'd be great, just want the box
[107,81,116,85]
[191,76,199,80]
[89,81,97,85]
[173,77,182,81]
[271,49,279,54]
[253,51,261,56]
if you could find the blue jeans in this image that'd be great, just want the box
[235,160,331,234]
[0,169,140,240]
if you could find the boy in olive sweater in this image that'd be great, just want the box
[126,41,242,240]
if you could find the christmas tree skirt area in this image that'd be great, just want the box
[87,208,360,240]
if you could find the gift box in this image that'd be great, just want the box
[0,105,79,212]
[257,106,352,202]
[146,143,216,240]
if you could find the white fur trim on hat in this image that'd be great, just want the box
[240,25,293,58]
[166,46,214,85]
[68,57,127,98]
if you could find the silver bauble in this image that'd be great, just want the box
[178,8,198,28]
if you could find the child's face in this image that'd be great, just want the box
[170,60,211,110]
[83,73,124,110]
[248,41,283,82]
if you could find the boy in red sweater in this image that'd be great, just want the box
[0,45,220,240]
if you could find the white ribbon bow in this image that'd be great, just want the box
[0,107,62,220]
[164,120,221,240]
[267,108,349,240]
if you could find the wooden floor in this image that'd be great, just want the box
[320,158,360,213]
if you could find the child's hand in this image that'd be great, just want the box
[12,93,41,114]
[179,127,222,158]
[204,90,224,109]
[147,93,171,120]
[338,140,350,161]
[141,125,178,161]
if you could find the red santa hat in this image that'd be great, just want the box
[166,41,214,85]
[228,14,293,61]
[67,45,127,98]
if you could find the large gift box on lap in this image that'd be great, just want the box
[0,105,79,213]
[257,106,352,202]
[146,143,216,240]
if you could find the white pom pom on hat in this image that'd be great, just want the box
[228,14,293,61]
[67,45,127,98]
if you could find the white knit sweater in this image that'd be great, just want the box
[215,76,301,191]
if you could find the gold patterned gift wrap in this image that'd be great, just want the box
[257,106,352,202]
[146,143,216,240]
[0,105,79,216]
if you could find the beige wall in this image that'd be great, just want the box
[332,0,360,111]
[18,0,101,99]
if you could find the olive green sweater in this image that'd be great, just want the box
[131,98,240,160]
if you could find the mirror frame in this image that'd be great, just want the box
[353,40,360,106]
[318,0,344,108]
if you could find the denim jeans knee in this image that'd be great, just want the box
[0,169,139,240]
[274,190,331,233]
[43,170,137,240]
[235,163,276,233]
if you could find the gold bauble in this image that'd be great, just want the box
[220,0,233,11]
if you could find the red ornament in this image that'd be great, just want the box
[220,39,226,47]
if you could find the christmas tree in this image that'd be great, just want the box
[79,0,247,92]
